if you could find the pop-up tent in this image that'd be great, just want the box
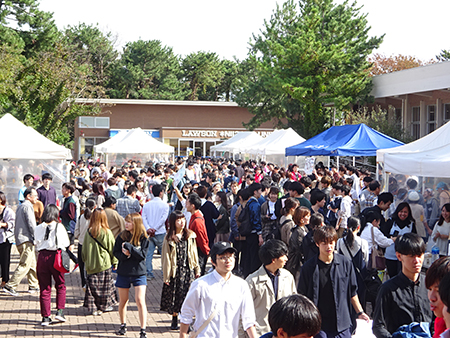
[94,128,174,166]
[210,131,264,155]
[0,114,71,207]
[377,121,450,177]
[246,128,305,156]
[286,124,403,157]
[0,113,71,160]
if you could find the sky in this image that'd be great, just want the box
[39,0,448,62]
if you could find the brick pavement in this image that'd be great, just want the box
[0,245,180,338]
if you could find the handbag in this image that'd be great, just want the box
[371,226,386,270]
[53,223,71,273]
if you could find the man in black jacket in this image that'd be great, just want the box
[298,226,369,338]
[372,233,431,338]
[196,185,220,250]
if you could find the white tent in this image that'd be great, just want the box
[95,128,174,154]
[94,128,174,166]
[376,121,450,177]
[0,113,71,160]
[245,128,306,156]
[210,131,264,154]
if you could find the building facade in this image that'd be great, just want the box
[371,61,450,140]
[74,99,274,159]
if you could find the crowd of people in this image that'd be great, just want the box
[0,156,450,338]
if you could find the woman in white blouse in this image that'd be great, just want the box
[360,211,394,269]
[35,204,70,326]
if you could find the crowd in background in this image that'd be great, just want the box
[1,156,450,338]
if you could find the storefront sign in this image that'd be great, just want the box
[181,130,271,138]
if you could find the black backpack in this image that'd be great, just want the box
[237,200,254,236]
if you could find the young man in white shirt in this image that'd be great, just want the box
[179,242,258,338]
[141,184,169,279]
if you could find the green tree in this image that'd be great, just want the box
[436,49,450,62]
[236,0,383,138]
[0,0,60,56]
[181,51,224,101]
[63,23,118,90]
[108,39,186,100]
[6,43,102,147]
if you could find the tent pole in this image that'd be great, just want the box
[353,157,355,166]
[328,156,330,168]
[337,157,339,168]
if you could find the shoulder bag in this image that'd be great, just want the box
[371,226,386,270]
[53,223,71,273]
[189,306,219,338]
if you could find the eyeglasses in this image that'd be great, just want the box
[217,255,235,262]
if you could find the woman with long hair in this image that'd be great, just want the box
[113,213,149,338]
[35,205,70,325]
[214,191,230,243]
[336,216,369,309]
[160,211,199,330]
[384,202,416,278]
[432,203,450,257]
[91,181,106,209]
[0,191,15,289]
[279,197,300,245]
[173,182,192,225]
[74,197,96,289]
[82,208,118,316]
[286,206,310,283]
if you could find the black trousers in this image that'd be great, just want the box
[78,243,86,287]
[0,241,12,283]
[241,233,261,279]
[198,249,208,276]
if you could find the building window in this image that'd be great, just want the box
[444,103,450,124]
[394,107,402,128]
[411,106,420,139]
[79,137,109,157]
[79,116,110,129]
[427,105,436,134]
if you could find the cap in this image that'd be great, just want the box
[210,242,237,258]
[408,191,420,202]
[437,182,448,190]
[190,180,199,186]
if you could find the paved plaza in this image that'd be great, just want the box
[0,245,180,338]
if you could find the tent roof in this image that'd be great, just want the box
[285,124,403,157]
[377,121,450,177]
[95,128,174,154]
[210,131,264,153]
[246,128,306,155]
[0,114,71,160]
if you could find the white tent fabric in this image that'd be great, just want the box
[245,128,306,155]
[0,113,71,160]
[376,121,450,177]
[95,128,174,154]
[210,131,264,154]
[94,130,128,154]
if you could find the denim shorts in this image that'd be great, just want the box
[115,274,147,288]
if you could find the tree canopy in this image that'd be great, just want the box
[236,0,383,139]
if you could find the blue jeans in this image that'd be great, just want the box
[146,233,165,278]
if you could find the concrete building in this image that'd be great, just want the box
[74,99,274,160]
[371,61,450,140]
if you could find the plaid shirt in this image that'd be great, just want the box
[116,196,141,219]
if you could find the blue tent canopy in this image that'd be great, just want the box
[285,124,404,157]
